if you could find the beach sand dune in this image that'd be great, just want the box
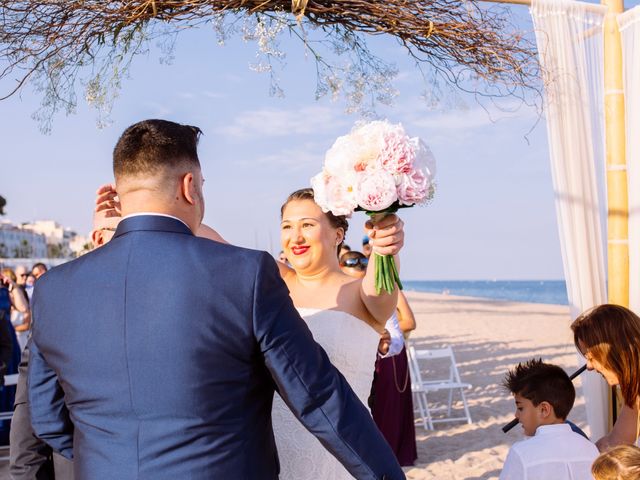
[404,291,587,480]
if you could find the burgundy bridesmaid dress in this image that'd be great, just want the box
[372,345,418,466]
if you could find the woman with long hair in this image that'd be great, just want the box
[571,304,640,451]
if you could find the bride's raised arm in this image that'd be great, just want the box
[359,214,404,326]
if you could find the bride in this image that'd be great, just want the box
[96,185,404,479]
[270,187,403,479]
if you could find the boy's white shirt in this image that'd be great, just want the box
[499,423,599,480]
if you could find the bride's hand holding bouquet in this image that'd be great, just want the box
[311,120,436,295]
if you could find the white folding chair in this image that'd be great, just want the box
[408,344,472,430]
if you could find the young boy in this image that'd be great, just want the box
[499,359,599,480]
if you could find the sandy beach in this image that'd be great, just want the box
[0,291,585,480]
[403,290,586,480]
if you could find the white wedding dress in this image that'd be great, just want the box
[272,307,379,479]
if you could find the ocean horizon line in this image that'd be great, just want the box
[402,280,569,306]
[403,278,566,282]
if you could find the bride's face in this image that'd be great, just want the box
[281,199,343,273]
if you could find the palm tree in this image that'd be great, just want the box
[13,239,33,258]
[0,195,6,215]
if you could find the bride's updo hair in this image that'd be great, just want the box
[281,188,349,256]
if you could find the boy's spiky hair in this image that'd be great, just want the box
[503,358,575,420]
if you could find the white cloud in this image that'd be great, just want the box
[237,142,324,170]
[202,90,226,99]
[391,97,540,132]
[215,106,349,139]
[143,102,173,117]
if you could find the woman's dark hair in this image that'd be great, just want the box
[113,119,202,178]
[280,188,349,255]
[572,304,640,407]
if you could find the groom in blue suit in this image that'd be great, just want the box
[28,119,404,479]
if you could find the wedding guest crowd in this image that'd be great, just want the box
[0,268,23,443]
[9,207,119,479]
[0,263,45,353]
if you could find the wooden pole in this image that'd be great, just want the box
[603,0,629,309]
[602,0,629,428]
[485,0,630,431]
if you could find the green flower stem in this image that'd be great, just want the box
[366,208,403,295]
[372,252,402,295]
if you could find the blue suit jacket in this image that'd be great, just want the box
[28,215,404,479]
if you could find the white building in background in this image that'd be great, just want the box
[21,220,79,257]
[68,234,91,256]
[0,221,48,258]
[0,220,90,259]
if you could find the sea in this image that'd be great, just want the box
[402,280,569,306]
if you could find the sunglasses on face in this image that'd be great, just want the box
[341,257,368,269]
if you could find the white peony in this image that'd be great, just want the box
[356,171,398,211]
[310,170,358,216]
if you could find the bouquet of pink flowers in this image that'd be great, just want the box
[311,120,436,294]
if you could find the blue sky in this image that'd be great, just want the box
[0,5,568,280]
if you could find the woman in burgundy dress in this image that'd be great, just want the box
[371,291,418,466]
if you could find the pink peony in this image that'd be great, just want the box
[397,170,428,206]
[379,124,416,175]
[356,171,398,211]
[397,139,436,206]
[311,170,358,216]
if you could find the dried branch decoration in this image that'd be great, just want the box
[0,1,539,131]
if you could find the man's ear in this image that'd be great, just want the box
[91,230,103,248]
[538,401,553,419]
[181,172,196,206]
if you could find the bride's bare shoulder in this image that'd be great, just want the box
[333,275,381,331]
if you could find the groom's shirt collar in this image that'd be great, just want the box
[122,212,190,230]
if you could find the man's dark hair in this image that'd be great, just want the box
[502,358,575,420]
[31,262,47,272]
[113,119,202,177]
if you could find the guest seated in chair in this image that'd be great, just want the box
[499,359,598,480]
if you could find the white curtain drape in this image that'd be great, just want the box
[618,7,640,315]
[530,0,609,440]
